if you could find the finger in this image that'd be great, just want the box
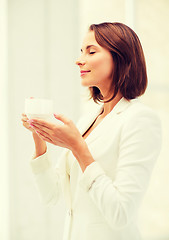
[28,119,55,130]
[54,114,71,124]
[35,130,53,143]
[21,113,28,121]
[29,123,51,136]
[22,117,28,122]
[22,121,34,132]
[29,124,53,138]
[36,131,59,146]
[37,132,65,147]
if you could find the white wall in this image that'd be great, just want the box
[136,1,169,239]
[0,0,9,239]
[8,0,79,240]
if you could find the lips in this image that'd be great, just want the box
[80,70,91,76]
[80,70,91,73]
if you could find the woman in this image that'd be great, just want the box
[21,22,162,240]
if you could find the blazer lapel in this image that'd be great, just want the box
[77,104,104,137]
[77,97,132,145]
[113,97,132,114]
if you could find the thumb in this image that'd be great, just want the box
[54,113,70,124]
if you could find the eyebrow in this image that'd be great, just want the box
[80,45,98,52]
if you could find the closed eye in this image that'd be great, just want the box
[89,52,96,55]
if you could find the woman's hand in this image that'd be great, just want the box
[21,113,36,133]
[27,114,84,152]
[27,114,95,172]
[21,113,47,158]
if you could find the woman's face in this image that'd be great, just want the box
[76,31,114,94]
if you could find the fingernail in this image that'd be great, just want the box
[27,119,33,124]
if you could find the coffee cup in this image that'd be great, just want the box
[25,98,53,120]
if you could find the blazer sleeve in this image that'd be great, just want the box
[79,109,162,230]
[30,149,67,206]
[29,115,86,206]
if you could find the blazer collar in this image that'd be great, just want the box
[78,97,133,141]
[112,97,131,114]
[91,97,132,118]
[96,97,132,116]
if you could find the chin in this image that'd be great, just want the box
[81,79,90,87]
[81,78,97,88]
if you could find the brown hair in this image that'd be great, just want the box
[88,22,148,103]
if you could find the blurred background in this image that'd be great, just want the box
[0,0,169,239]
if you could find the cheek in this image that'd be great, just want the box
[91,57,113,78]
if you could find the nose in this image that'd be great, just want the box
[75,57,86,66]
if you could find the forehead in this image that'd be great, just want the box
[81,31,100,49]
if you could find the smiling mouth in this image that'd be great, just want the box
[80,70,91,76]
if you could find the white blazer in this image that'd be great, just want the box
[30,97,162,240]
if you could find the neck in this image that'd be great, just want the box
[100,92,123,118]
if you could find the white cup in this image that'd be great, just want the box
[25,98,53,120]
